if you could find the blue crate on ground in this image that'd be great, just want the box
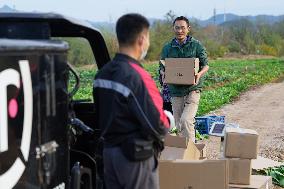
[208,115,225,127]
[195,117,210,134]
[195,115,225,134]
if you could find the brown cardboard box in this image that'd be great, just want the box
[224,128,259,159]
[164,134,188,148]
[164,58,199,85]
[161,134,204,160]
[228,159,252,185]
[229,175,272,189]
[159,159,229,189]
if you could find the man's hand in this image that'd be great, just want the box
[194,65,209,85]
[195,73,201,85]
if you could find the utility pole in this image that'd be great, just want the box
[223,0,226,23]
[213,8,216,25]
[221,0,227,39]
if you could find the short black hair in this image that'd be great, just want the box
[116,13,150,46]
[173,16,190,27]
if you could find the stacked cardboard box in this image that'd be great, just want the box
[159,134,228,189]
[159,159,229,189]
[158,134,272,189]
[224,128,259,185]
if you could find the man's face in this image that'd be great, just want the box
[173,20,190,42]
[139,29,150,60]
[142,29,150,50]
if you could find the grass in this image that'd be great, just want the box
[69,58,284,115]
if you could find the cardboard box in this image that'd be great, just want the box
[228,159,252,185]
[161,134,205,160]
[224,128,259,159]
[159,159,229,189]
[164,134,188,148]
[229,175,272,189]
[164,58,199,85]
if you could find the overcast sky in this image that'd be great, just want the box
[1,0,283,22]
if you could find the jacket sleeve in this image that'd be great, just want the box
[160,43,170,60]
[197,42,209,68]
[128,63,170,140]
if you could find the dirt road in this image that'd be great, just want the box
[202,80,284,188]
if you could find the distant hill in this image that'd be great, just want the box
[198,13,240,26]
[198,13,284,26]
[0,5,17,12]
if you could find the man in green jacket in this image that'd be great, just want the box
[160,16,209,142]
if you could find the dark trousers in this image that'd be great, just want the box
[103,147,159,189]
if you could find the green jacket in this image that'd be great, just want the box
[160,36,208,97]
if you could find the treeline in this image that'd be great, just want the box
[64,12,284,66]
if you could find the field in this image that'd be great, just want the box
[69,58,284,188]
[70,58,284,116]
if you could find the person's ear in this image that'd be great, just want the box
[137,35,144,47]
[187,26,191,34]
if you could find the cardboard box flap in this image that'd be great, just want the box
[184,140,201,160]
[229,175,272,189]
[164,134,188,148]
[162,135,203,160]
[161,141,201,160]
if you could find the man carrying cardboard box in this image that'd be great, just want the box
[160,16,209,141]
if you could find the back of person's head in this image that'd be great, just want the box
[116,13,150,47]
[173,16,190,27]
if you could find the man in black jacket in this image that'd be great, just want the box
[93,13,171,189]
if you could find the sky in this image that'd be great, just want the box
[0,0,283,22]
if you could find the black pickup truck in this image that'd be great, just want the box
[0,12,110,189]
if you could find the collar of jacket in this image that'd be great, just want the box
[114,53,143,68]
[171,36,192,48]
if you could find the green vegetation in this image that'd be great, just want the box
[58,11,284,66]
[198,58,284,115]
[69,67,95,100]
[56,37,96,65]
[69,58,284,117]
[255,165,284,187]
